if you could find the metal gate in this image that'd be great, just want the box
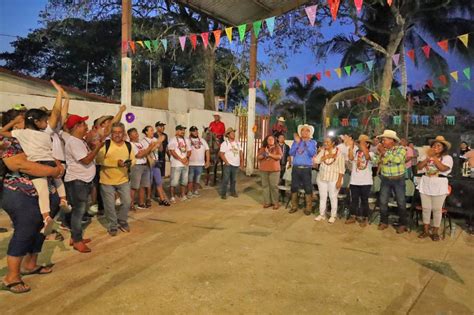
[238,115,271,169]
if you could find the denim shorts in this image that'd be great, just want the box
[170,166,188,187]
[130,164,151,189]
[188,165,203,184]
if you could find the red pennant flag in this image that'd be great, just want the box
[328,0,340,21]
[426,79,433,89]
[316,72,322,81]
[406,49,415,61]
[437,40,449,53]
[213,30,222,47]
[354,0,363,13]
[422,45,431,58]
[255,80,261,88]
[249,80,255,88]
[201,32,209,49]
[325,70,331,78]
[367,94,373,102]
[341,118,349,126]
[438,74,447,85]
[387,0,393,6]
[190,34,197,50]
[129,41,136,54]
[362,118,369,126]
[122,41,128,53]
[306,74,314,82]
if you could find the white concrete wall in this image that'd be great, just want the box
[0,92,237,137]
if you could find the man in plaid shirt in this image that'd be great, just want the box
[374,130,408,234]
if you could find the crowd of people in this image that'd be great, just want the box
[0,81,471,294]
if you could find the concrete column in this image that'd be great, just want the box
[121,0,132,128]
[246,29,258,176]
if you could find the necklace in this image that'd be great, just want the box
[322,148,338,165]
[356,150,369,170]
[296,141,308,155]
[425,156,443,175]
[176,137,187,153]
[227,140,239,156]
[190,137,202,149]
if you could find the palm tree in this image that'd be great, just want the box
[315,0,474,125]
[285,76,318,123]
[256,80,283,116]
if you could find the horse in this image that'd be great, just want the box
[202,127,224,186]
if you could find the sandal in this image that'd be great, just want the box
[159,199,171,207]
[21,265,53,276]
[431,234,440,241]
[1,281,31,294]
[418,231,430,239]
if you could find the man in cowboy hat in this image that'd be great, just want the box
[375,129,408,234]
[219,127,244,199]
[288,124,317,215]
[271,116,287,137]
[209,112,226,143]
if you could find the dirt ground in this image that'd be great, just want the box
[1,174,473,314]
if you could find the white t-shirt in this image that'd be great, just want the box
[188,137,209,166]
[131,141,147,165]
[45,124,66,161]
[65,136,96,183]
[350,150,375,186]
[141,137,159,161]
[337,143,349,161]
[220,140,241,167]
[419,155,453,196]
[12,129,53,162]
[168,136,191,167]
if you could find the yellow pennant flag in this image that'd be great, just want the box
[458,33,469,48]
[225,27,233,43]
[262,80,266,89]
[325,117,330,127]
[136,41,145,48]
[334,68,342,78]
[450,71,459,82]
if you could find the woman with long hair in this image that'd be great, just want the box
[257,135,282,210]
[417,136,453,241]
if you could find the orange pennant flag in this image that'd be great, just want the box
[334,68,342,78]
[225,27,233,43]
[325,70,331,78]
[406,49,415,61]
[128,41,136,53]
[190,34,197,50]
[458,34,469,48]
[437,40,449,53]
[213,30,222,47]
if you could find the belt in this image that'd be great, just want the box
[295,166,311,169]
[425,174,448,178]
[381,174,404,180]
[136,163,147,166]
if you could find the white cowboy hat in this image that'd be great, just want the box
[297,124,314,138]
[212,112,221,116]
[377,129,400,142]
[277,116,285,122]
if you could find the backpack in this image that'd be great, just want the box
[103,139,133,173]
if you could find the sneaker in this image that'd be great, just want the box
[314,215,326,221]
[345,215,357,224]
[108,228,118,237]
[230,193,238,198]
[145,199,152,208]
[115,197,122,206]
[130,205,137,212]
[73,241,91,253]
[328,216,336,224]
[193,190,200,196]
[186,192,193,199]
[170,197,176,204]
[119,223,130,233]
[136,204,146,210]
[88,204,99,216]
[181,196,188,202]
[221,195,227,200]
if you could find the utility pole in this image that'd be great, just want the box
[246,29,257,176]
[121,0,132,114]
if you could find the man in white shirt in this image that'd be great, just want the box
[219,128,244,199]
[187,126,210,198]
[167,125,191,203]
[64,115,104,253]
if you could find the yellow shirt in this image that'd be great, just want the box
[96,141,136,185]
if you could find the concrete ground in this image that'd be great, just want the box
[1,174,473,314]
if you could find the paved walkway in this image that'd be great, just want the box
[1,175,473,314]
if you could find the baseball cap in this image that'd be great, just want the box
[66,114,89,129]
[175,125,187,130]
[12,104,27,111]
[155,121,166,127]
[189,126,198,131]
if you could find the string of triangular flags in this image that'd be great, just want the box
[325,113,457,128]
[123,1,431,54]
[253,32,472,89]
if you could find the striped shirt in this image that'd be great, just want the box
[314,148,345,182]
[374,146,406,177]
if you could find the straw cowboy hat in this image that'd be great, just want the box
[377,129,400,142]
[429,135,451,150]
[277,116,286,122]
[356,134,373,144]
[225,127,236,135]
[297,124,314,138]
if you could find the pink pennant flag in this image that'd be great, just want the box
[406,49,415,61]
[354,0,363,13]
[437,40,449,53]
[306,74,314,82]
[325,70,331,78]
[387,0,393,6]
[190,34,197,50]
[426,79,433,89]
[438,74,447,85]
[179,36,186,51]
[213,30,222,47]
[422,45,431,58]
[392,53,400,66]
[328,0,340,21]
[305,5,318,26]
[316,72,322,81]
[122,41,128,53]
[201,32,209,48]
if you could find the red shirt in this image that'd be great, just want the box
[209,121,226,137]
[272,123,287,135]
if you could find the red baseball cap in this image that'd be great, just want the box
[66,114,89,129]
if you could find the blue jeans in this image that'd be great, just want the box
[379,176,407,226]
[100,182,131,230]
[2,188,59,257]
[188,166,203,184]
[66,180,93,242]
[220,165,238,196]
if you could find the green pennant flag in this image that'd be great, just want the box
[253,20,262,38]
[238,24,247,42]
[372,117,380,126]
[144,40,152,52]
[393,115,401,125]
[152,40,159,51]
[355,63,363,72]
[332,117,340,127]
[463,67,471,80]
[344,65,351,76]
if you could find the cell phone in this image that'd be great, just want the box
[124,159,132,166]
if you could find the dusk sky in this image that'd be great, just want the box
[1,0,472,112]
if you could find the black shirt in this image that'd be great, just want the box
[153,132,169,160]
